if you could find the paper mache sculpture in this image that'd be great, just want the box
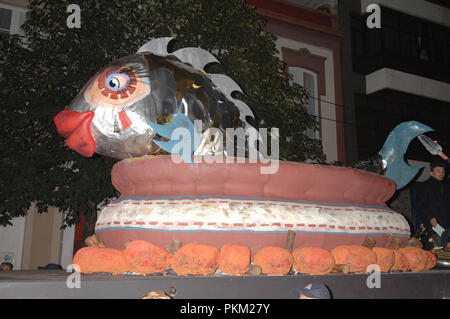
[55,38,442,275]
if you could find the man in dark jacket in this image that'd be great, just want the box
[415,162,449,249]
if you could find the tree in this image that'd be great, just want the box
[0,0,323,227]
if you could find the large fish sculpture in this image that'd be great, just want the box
[54,37,255,160]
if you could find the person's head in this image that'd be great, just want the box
[293,283,331,299]
[38,263,63,270]
[0,262,13,271]
[139,291,172,299]
[430,163,446,181]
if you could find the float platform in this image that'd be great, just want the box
[1,268,449,299]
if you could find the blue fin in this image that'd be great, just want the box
[148,113,201,164]
[378,121,434,190]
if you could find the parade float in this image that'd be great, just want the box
[54,38,444,276]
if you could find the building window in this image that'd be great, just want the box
[0,7,12,35]
[288,66,320,139]
[351,7,450,71]
[0,4,27,36]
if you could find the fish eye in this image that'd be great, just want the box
[96,67,139,100]
[106,72,130,91]
[108,77,120,88]
[84,65,148,108]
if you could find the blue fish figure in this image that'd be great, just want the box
[378,121,434,190]
[148,113,201,164]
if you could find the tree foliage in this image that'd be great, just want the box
[0,0,323,227]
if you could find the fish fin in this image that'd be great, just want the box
[209,73,255,126]
[172,47,219,71]
[148,113,201,164]
[378,121,434,190]
[137,37,173,55]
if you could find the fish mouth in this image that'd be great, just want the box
[54,110,96,157]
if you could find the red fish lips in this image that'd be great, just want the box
[54,110,96,157]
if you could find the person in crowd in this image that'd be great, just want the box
[415,162,449,249]
[293,283,331,299]
[38,263,63,270]
[0,262,13,271]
